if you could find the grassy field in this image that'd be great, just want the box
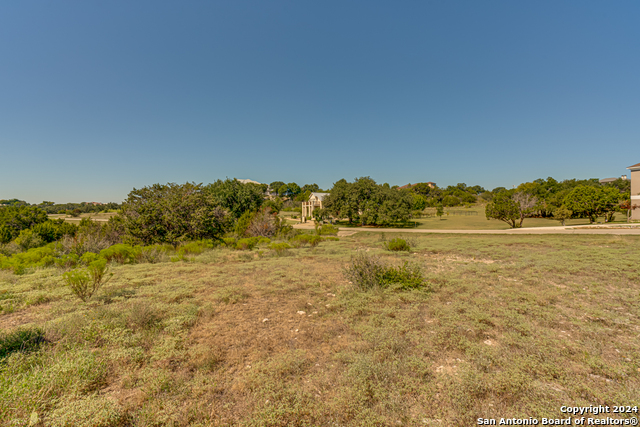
[1,233,639,426]
[335,206,630,230]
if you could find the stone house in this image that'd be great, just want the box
[301,192,329,222]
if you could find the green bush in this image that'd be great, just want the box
[63,259,112,302]
[179,240,213,255]
[99,244,139,264]
[0,245,58,274]
[268,242,291,255]
[14,229,45,251]
[343,252,426,290]
[316,224,339,236]
[235,210,255,237]
[385,238,411,252]
[0,327,46,359]
[222,237,236,247]
[236,237,260,250]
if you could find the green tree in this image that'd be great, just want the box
[410,183,434,196]
[485,191,521,228]
[323,177,412,226]
[0,206,49,243]
[269,181,285,196]
[553,206,573,226]
[563,186,606,223]
[411,193,427,211]
[121,182,231,246]
[301,183,320,193]
[436,204,444,219]
[205,179,265,219]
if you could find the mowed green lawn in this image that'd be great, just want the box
[336,206,630,230]
[1,233,639,426]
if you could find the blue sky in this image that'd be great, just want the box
[1,1,639,203]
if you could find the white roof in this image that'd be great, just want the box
[311,192,329,201]
[237,179,261,185]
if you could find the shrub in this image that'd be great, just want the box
[179,240,213,255]
[385,238,411,252]
[268,242,291,255]
[0,327,46,359]
[343,252,426,290]
[63,259,112,302]
[14,229,45,251]
[248,207,280,238]
[235,210,255,237]
[236,237,260,250]
[100,244,138,264]
[222,237,236,247]
[316,224,339,236]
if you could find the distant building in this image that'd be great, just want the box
[627,163,640,221]
[301,192,329,222]
[398,182,436,190]
[236,179,262,185]
[599,176,627,184]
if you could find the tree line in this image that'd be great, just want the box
[484,177,631,227]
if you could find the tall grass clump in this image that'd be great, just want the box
[343,252,426,290]
[0,327,46,359]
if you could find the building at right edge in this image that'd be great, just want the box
[628,162,640,221]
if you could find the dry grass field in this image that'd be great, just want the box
[1,233,639,426]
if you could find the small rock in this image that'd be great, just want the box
[326,293,336,297]
[262,318,269,323]
[297,311,306,315]
[484,339,493,346]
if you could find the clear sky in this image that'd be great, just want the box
[1,1,639,203]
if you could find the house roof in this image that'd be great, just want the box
[599,178,617,183]
[310,192,329,201]
[397,182,436,190]
[627,163,640,170]
[237,179,262,185]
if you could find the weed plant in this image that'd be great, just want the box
[343,252,426,290]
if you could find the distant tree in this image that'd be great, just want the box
[513,192,538,226]
[323,179,357,223]
[468,185,486,195]
[553,206,573,226]
[323,177,412,226]
[411,193,427,211]
[269,181,286,195]
[442,195,460,207]
[0,199,29,207]
[285,182,301,199]
[411,183,434,196]
[436,204,444,220]
[301,183,321,193]
[485,191,537,228]
[205,179,265,219]
[0,205,49,243]
[121,182,231,246]
[479,192,493,202]
[485,192,521,228]
[607,177,631,193]
[563,186,606,224]
[491,187,507,194]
